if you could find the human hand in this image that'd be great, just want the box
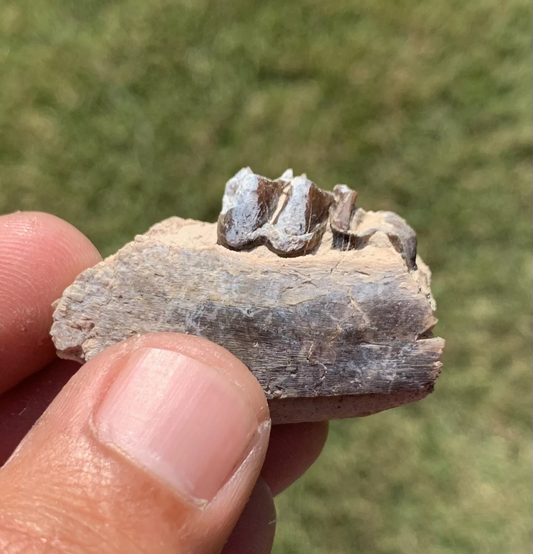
[0,212,328,553]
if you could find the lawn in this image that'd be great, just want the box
[0,1,530,552]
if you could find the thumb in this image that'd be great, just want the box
[0,333,272,554]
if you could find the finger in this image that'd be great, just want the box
[221,478,276,554]
[0,212,101,393]
[0,333,271,554]
[0,368,327,493]
[0,358,80,467]
[0,376,328,496]
[262,421,329,496]
[0,382,327,490]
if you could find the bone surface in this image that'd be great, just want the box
[51,169,444,424]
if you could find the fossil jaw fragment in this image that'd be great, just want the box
[51,168,444,424]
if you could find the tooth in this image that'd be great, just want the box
[331,184,358,233]
[329,185,417,269]
[379,212,418,271]
[265,176,334,256]
[217,169,283,250]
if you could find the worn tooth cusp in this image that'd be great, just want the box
[266,176,333,256]
[217,168,283,250]
[328,184,418,270]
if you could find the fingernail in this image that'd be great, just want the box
[94,348,259,503]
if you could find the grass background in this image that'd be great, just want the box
[0,0,530,552]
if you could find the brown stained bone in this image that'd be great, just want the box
[51,169,444,424]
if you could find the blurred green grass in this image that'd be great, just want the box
[0,1,530,552]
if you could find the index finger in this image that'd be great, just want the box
[0,212,101,393]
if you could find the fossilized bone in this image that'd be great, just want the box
[51,169,444,424]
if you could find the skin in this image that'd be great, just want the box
[0,212,328,554]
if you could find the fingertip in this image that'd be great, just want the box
[0,211,101,271]
[0,212,101,392]
[0,358,81,467]
[221,478,276,554]
[262,421,329,496]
